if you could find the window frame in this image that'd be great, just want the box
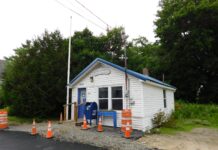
[97,85,124,111]
[111,86,123,110]
[98,87,109,110]
[163,89,167,108]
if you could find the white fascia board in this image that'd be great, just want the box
[139,79,176,92]
[68,63,99,88]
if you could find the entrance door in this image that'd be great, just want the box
[78,88,86,118]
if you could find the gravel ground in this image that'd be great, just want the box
[6,121,153,150]
[138,128,218,150]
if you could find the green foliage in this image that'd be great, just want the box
[1,27,129,118]
[127,38,162,78]
[173,101,218,125]
[0,86,4,108]
[2,30,68,117]
[152,111,167,128]
[8,116,32,125]
[8,115,48,125]
[158,101,218,134]
[155,0,218,103]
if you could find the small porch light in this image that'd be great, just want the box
[90,76,94,82]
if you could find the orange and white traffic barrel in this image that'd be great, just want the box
[121,109,132,132]
[0,110,8,129]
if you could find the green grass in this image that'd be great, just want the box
[158,101,218,134]
[8,116,49,125]
[8,116,32,125]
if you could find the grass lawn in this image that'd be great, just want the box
[8,116,32,125]
[8,116,50,125]
[157,101,218,134]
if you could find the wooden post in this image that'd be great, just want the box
[74,102,78,122]
[63,105,66,121]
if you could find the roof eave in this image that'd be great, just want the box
[141,80,176,91]
[69,58,176,90]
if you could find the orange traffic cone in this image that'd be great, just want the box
[124,122,131,138]
[81,115,89,130]
[59,113,63,124]
[31,119,37,135]
[46,121,53,139]
[97,116,103,132]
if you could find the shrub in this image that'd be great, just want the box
[152,110,167,128]
[162,112,177,128]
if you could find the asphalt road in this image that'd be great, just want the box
[0,130,103,150]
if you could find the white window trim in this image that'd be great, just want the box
[98,87,109,110]
[97,85,124,111]
[111,86,123,110]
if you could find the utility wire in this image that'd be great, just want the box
[54,0,106,31]
[65,0,87,16]
[73,0,111,28]
[65,0,102,27]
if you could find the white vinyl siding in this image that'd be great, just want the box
[143,83,175,130]
[70,63,145,130]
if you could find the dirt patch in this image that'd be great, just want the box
[138,128,218,150]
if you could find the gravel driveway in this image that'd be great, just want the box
[6,121,152,150]
[138,128,218,150]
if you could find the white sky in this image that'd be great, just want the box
[0,0,160,59]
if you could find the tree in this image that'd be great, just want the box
[127,37,162,78]
[69,27,128,78]
[155,0,218,103]
[1,27,129,117]
[2,31,68,117]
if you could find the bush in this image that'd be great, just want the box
[0,86,3,107]
[152,110,167,128]
[152,110,177,129]
[162,116,175,128]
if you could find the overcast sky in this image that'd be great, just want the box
[0,0,160,59]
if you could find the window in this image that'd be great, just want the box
[99,87,108,110]
[163,90,167,108]
[112,86,123,110]
[98,86,123,110]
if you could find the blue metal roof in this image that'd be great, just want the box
[69,58,176,89]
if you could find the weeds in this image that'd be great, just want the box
[156,101,218,134]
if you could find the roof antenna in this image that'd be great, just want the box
[122,32,129,109]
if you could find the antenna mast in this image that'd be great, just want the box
[122,32,129,109]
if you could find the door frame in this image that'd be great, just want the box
[77,88,86,119]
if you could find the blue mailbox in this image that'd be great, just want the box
[84,102,98,125]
